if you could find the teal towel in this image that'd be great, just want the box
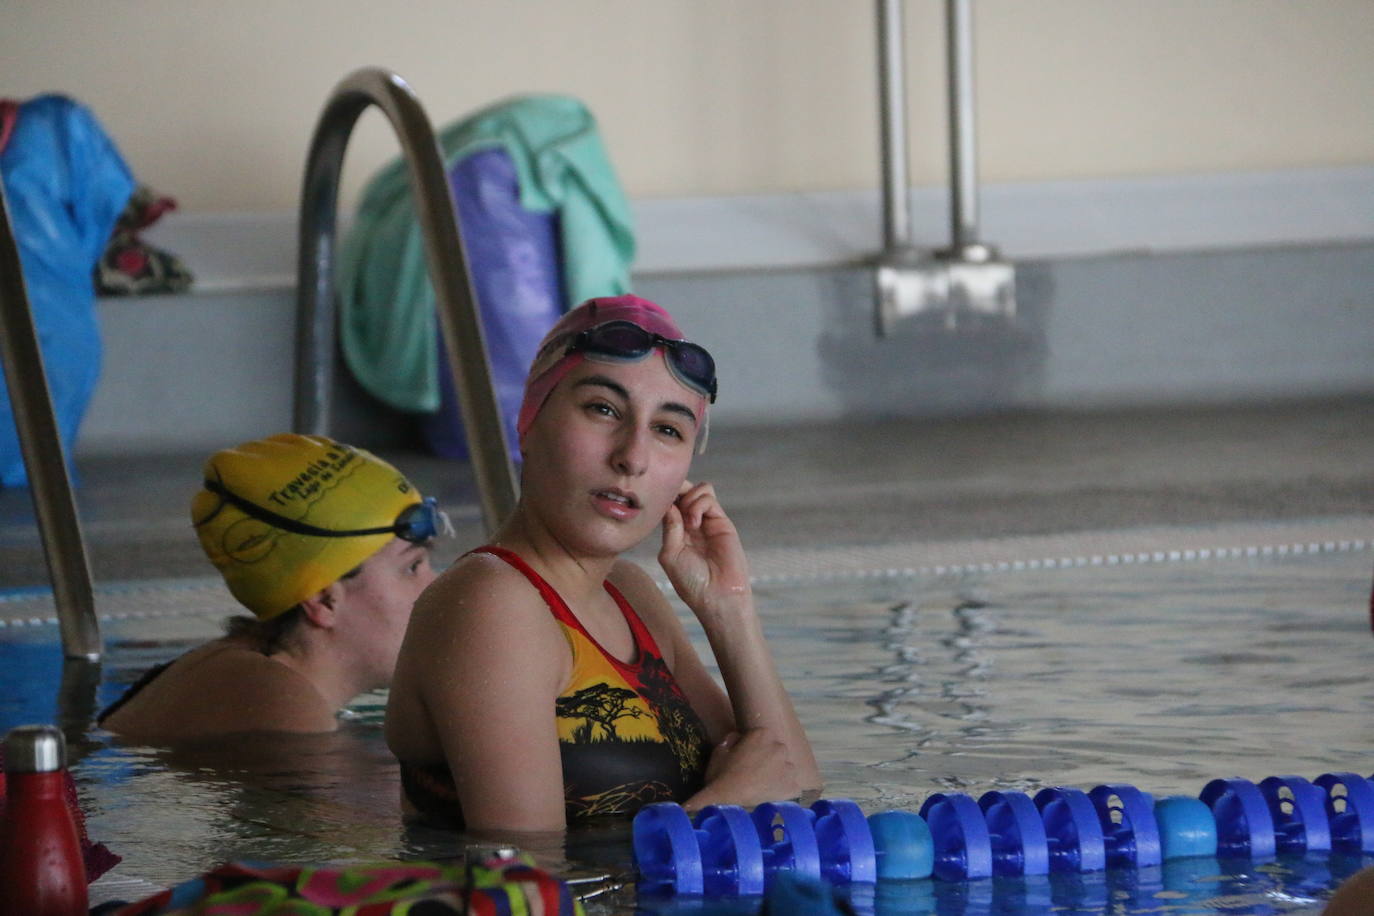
[337,94,635,413]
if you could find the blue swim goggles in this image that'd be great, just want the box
[203,479,450,544]
[566,320,718,404]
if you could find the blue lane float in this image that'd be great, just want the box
[979,790,1049,877]
[1035,786,1105,875]
[918,793,992,881]
[1260,775,1331,854]
[1201,777,1277,859]
[631,770,1374,896]
[1316,772,1374,853]
[867,810,932,880]
[1153,795,1217,860]
[1090,784,1161,869]
[751,801,822,884]
[811,798,877,885]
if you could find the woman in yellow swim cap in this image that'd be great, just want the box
[100,434,443,742]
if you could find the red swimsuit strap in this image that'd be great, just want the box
[468,545,666,667]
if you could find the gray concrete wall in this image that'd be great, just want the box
[639,243,1374,424]
[79,241,1374,457]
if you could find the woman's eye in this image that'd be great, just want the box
[586,401,619,418]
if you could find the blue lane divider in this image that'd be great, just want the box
[1035,786,1105,874]
[918,793,992,881]
[751,801,822,884]
[1201,777,1277,859]
[1259,775,1331,854]
[696,804,765,895]
[1153,795,1217,860]
[979,790,1049,876]
[1316,772,1374,852]
[811,798,877,885]
[631,770,1374,895]
[1090,784,1161,869]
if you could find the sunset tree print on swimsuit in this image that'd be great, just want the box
[401,546,708,825]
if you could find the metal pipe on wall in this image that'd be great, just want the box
[877,0,913,252]
[873,0,1013,332]
[293,68,518,534]
[945,0,982,253]
[0,180,101,661]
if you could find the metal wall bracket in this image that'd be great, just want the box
[874,0,1016,338]
[876,243,1015,335]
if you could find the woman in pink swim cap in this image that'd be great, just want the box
[387,294,820,833]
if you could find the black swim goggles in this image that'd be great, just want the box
[203,479,450,544]
[565,320,718,404]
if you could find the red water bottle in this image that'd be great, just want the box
[0,725,88,915]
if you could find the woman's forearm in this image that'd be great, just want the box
[694,595,821,788]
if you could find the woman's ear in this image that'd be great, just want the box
[298,581,344,630]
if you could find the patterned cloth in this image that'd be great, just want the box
[107,855,584,916]
[94,184,193,296]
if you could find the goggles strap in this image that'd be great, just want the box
[202,479,400,539]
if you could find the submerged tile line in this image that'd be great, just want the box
[0,576,239,628]
[741,527,1372,588]
[0,606,233,628]
[2,523,1370,627]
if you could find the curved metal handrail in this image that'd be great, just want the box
[293,68,518,533]
[0,178,101,660]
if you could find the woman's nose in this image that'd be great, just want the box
[610,427,648,477]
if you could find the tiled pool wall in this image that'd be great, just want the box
[86,242,1374,457]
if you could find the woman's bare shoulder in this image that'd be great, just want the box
[409,550,554,633]
[106,642,337,740]
[388,549,570,758]
[396,550,571,693]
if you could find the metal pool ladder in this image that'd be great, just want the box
[0,179,101,661]
[293,67,518,533]
[875,0,1016,336]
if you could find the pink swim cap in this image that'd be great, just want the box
[516,294,710,452]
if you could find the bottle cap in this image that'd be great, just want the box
[3,724,66,773]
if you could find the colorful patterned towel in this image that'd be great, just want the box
[106,855,585,916]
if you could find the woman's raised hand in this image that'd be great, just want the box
[659,480,751,617]
[661,480,826,803]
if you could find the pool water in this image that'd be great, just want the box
[1,546,1371,914]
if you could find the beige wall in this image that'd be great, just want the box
[4,0,1372,213]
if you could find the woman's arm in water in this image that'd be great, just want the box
[1323,864,1374,915]
[387,554,572,832]
[656,480,823,807]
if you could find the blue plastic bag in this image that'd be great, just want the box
[0,95,134,487]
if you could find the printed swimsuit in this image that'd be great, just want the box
[401,546,710,826]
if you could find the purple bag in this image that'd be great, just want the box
[421,146,564,461]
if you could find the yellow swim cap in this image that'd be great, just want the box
[191,434,421,620]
